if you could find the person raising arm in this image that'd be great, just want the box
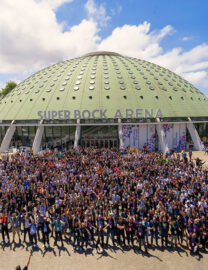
[15,250,32,270]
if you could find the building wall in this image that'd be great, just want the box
[121,123,187,151]
[162,123,186,151]
[121,125,156,150]
[0,122,207,152]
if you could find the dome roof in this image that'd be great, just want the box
[0,52,208,121]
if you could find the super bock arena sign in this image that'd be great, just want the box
[37,108,163,120]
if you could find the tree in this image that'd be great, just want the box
[0,81,17,97]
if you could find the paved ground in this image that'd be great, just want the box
[0,241,207,270]
[191,151,208,168]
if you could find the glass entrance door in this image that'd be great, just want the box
[80,138,118,148]
[80,125,119,148]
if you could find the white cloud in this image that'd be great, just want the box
[0,0,99,74]
[98,22,174,58]
[36,0,73,10]
[110,5,122,17]
[0,0,207,96]
[182,71,208,88]
[85,0,110,26]
[182,36,192,41]
[150,44,208,93]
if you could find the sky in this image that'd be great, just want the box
[0,0,208,96]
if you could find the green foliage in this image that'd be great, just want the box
[0,81,17,97]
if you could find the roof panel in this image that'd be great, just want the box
[0,53,208,120]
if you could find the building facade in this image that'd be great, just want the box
[0,52,208,153]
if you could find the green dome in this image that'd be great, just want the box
[0,51,208,121]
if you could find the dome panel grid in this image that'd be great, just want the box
[0,53,207,120]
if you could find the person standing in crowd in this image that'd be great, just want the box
[106,214,115,247]
[126,217,135,246]
[95,224,105,253]
[94,213,105,252]
[87,215,94,245]
[29,219,37,247]
[170,219,178,248]
[176,215,184,245]
[150,216,159,246]
[72,218,80,251]
[36,211,43,242]
[200,224,207,252]
[143,217,150,246]
[0,212,10,244]
[41,216,51,249]
[188,150,192,160]
[10,212,21,244]
[136,220,147,252]
[23,213,31,243]
[182,151,187,163]
[0,148,207,255]
[80,222,89,250]
[61,212,68,241]
[188,232,199,253]
[160,216,169,248]
[54,216,64,247]
[116,216,126,246]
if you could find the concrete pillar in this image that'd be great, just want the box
[118,119,124,149]
[156,118,169,154]
[74,120,81,148]
[32,124,44,154]
[0,121,16,153]
[187,119,203,150]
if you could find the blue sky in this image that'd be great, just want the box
[0,0,208,96]
[56,0,208,46]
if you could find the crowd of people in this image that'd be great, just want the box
[0,148,207,256]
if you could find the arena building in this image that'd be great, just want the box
[0,51,208,154]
